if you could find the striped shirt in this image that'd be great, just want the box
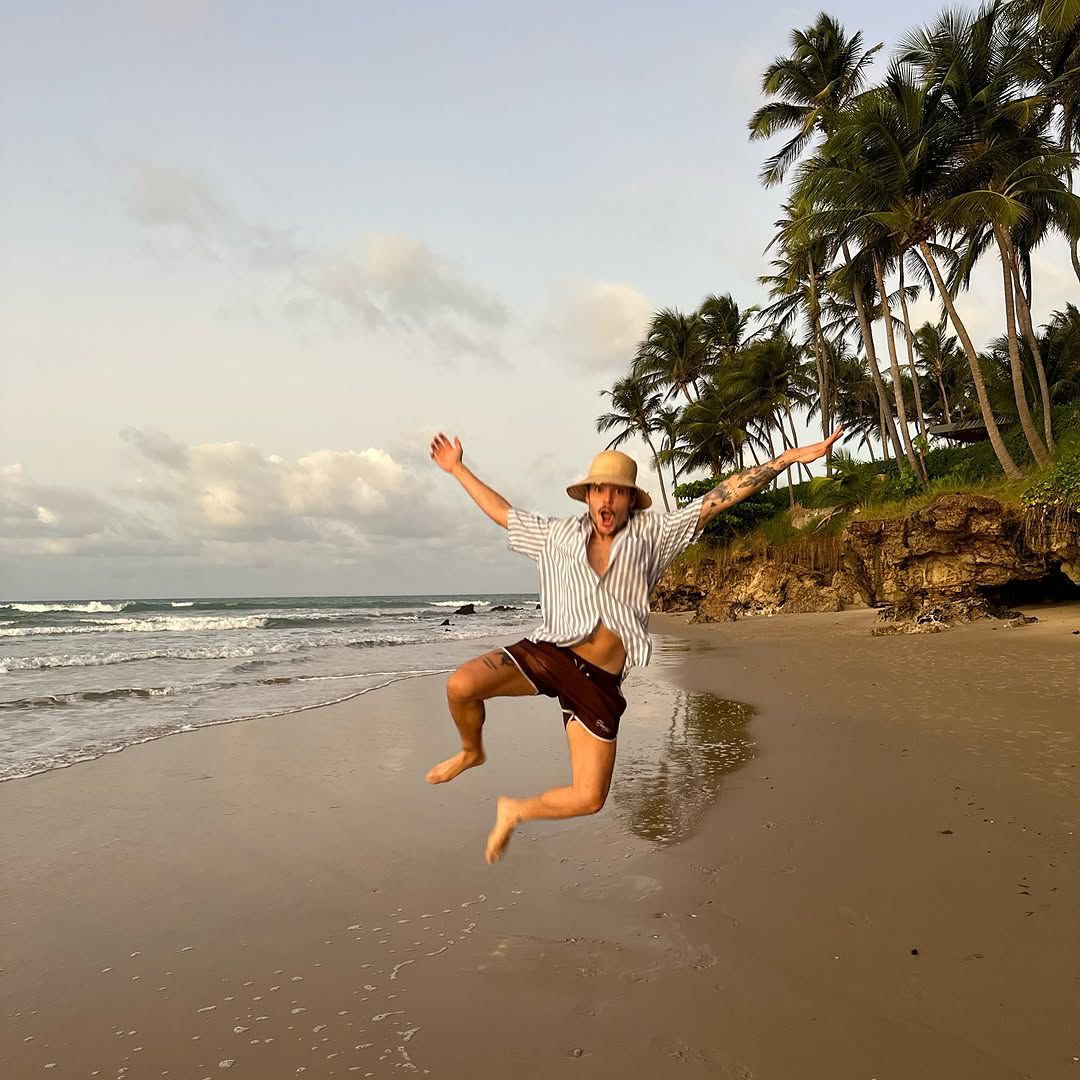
[506,498,705,670]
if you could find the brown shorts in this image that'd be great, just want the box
[502,639,626,743]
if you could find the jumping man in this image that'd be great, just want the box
[427,428,843,863]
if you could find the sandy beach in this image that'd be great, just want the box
[2,606,1077,1079]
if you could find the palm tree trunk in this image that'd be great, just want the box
[992,228,1049,467]
[878,400,894,465]
[918,240,1021,479]
[844,244,906,464]
[772,414,796,507]
[784,407,812,484]
[806,255,832,474]
[640,430,671,512]
[1072,235,1080,286]
[897,259,930,463]
[871,253,921,477]
[936,370,953,425]
[1004,239,1055,454]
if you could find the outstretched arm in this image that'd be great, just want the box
[430,432,511,529]
[697,427,844,530]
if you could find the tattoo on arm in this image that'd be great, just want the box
[702,460,784,514]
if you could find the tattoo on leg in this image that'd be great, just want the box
[499,652,516,667]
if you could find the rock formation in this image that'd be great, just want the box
[653,494,1080,627]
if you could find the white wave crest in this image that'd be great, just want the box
[4,601,127,614]
[0,615,269,638]
[429,599,492,608]
[171,601,195,608]
[0,643,287,671]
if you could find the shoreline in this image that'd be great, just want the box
[2,606,1077,1078]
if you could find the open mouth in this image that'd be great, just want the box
[599,510,614,528]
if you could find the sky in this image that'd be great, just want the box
[2,0,1076,600]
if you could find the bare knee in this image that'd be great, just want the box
[446,665,479,704]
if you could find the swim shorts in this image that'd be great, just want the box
[501,639,626,743]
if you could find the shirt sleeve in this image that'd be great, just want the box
[506,508,552,561]
[650,498,705,578]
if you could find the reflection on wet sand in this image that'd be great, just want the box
[613,687,754,846]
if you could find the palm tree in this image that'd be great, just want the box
[675,385,755,479]
[595,376,671,511]
[899,5,1080,466]
[797,58,1024,478]
[748,13,882,186]
[1008,0,1080,283]
[723,333,816,501]
[989,301,1080,407]
[631,308,712,405]
[896,257,931,452]
[1038,303,1080,403]
[653,404,686,496]
[749,14,906,470]
[760,199,835,455]
[913,321,968,425]
[828,344,885,458]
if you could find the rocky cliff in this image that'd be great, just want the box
[653,494,1080,626]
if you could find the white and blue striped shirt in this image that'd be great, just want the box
[506,499,705,670]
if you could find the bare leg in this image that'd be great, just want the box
[425,650,536,784]
[485,719,617,863]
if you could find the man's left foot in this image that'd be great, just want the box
[485,797,521,864]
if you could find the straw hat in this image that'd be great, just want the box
[566,450,652,510]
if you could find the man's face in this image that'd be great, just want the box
[586,483,635,538]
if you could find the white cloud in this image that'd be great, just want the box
[0,463,179,557]
[546,279,653,371]
[120,430,424,543]
[1,432,486,577]
[130,166,507,346]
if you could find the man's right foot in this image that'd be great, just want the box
[425,749,485,784]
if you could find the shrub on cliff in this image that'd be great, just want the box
[674,476,786,543]
[1021,414,1080,514]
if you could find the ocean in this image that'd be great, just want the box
[0,593,540,782]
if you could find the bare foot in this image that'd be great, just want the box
[485,797,521,864]
[425,748,485,784]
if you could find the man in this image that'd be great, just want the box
[427,427,842,863]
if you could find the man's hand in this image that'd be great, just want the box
[430,432,463,473]
[788,426,844,465]
[430,432,511,528]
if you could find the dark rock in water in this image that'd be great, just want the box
[535,603,541,610]
[454,603,475,615]
[491,604,518,611]
[440,618,450,626]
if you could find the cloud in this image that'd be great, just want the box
[0,463,179,557]
[132,165,302,270]
[119,429,485,553]
[546,279,653,371]
[1,431,487,573]
[130,165,507,346]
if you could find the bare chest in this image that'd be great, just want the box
[586,535,613,577]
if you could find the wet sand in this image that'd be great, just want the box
[2,607,1078,1079]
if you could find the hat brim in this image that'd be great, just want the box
[566,477,652,510]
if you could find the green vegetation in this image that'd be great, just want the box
[596,4,1080,535]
